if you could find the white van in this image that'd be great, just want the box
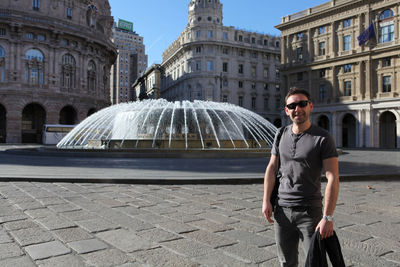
[42,124,75,145]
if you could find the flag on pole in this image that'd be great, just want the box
[357,22,376,46]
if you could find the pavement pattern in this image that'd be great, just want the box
[0,146,399,266]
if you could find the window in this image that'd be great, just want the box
[251,52,257,58]
[222,95,228,102]
[383,57,391,67]
[263,39,268,46]
[251,37,256,44]
[297,72,303,81]
[343,19,351,28]
[318,42,325,56]
[26,33,34,40]
[238,96,243,107]
[222,48,228,54]
[264,98,269,111]
[222,62,228,72]
[238,81,243,88]
[318,26,326,35]
[208,30,213,38]
[196,60,201,71]
[251,97,256,109]
[25,49,44,85]
[223,32,228,40]
[195,46,201,53]
[67,7,72,19]
[276,69,280,79]
[0,28,6,36]
[319,84,326,101]
[379,9,394,43]
[251,66,256,77]
[264,68,268,78]
[275,41,280,48]
[207,61,213,71]
[344,81,351,96]
[383,76,391,92]
[264,83,268,90]
[238,64,243,74]
[0,45,5,82]
[344,64,352,73]
[296,32,304,40]
[251,82,256,89]
[37,34,45,41]
[320,69,326,78]
[275,84,280,92]
[238,35,243,42]
[87,60,96,91]
[343,35,351,51]
[196,30,201,38]
[239,50,244,56]
[33,0,40,10]
[297,47,303,61]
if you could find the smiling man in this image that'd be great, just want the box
[262,87,340,267]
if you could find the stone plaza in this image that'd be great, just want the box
[0,146,399,266]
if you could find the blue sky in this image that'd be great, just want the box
[109,0,328,65]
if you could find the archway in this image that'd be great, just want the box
[87,108,97,117]
[0,104,6,143]
[317,115,330,131]
[379,111,396,148]
[59,105,77,125]
[342,113,356,148]
[22,103,46,143]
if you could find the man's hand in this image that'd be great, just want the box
[316,219,334,239]
[262,200,274,223]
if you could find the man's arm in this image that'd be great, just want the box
[262,154,279,223]
[316,156,339,239]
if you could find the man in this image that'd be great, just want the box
[262,87,339,267]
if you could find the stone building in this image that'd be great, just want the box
[276,0,400,148]
[110,19,147,104]
[0,0,117,143]
[160,0,282,126]
[132,64,163,100]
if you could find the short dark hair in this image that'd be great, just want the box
[285,87,311,103]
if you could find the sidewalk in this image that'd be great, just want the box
[0,145,399,266]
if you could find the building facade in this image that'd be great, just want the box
[160,0,282,126]
[110,19,147,104]
[132,64,163,100]
[0,0,117,143]
[276,0,400,148]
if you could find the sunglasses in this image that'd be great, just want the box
[286,100,310,110]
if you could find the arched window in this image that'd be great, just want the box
[61,54,76,89]
[25,49,44,85]
[87,60,96,91]
[0,45,5,82]
[378,9,394,43]
[87,5,97,27]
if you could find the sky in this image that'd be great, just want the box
[109,0,328,65]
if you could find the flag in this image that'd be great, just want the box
[357,22,376,46]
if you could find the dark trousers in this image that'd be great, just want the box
[274,205,322,267]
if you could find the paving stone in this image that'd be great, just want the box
[68,238,108,254]
[52,227,93,243]
[221,243,276,264]
[10,227,54,246]
[0,243,23,259]
[198,211,239,225]
[24,208,56,219]
[137,228,182,243]
[0,256,36,267]
[75,218,119,233]
[163,211,203,223]
[156,220,198,234]
[36,215,76,230]
[96,229,159,252]
[130,247,200,267]
[37,197,66,206]
[182,229,237,249]
[0,206,21,216]
[220,229,275,247]
[82,248,133,267]
[14,201,44,211]
[47,203,81,213]
[3,219,39,231]
[36,254,87,267]
[59,210,99,222]
[383,251,400,264]
[114,206,142,216]
[0,214,29,223]
[192,251,255,267]
[162,238,215,257]
[228,221,269,233]
[25,240,71,260]
[0,230,12,244]
[94,197,127,208]
[188,219,234,233]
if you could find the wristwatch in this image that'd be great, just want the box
[323,215,334,222]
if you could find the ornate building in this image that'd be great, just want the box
[276,0,400,148]
[0,0,117,143]
[160,0,282,126]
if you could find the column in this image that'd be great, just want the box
[331,21,336,58]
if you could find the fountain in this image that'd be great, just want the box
[57,99,277,151]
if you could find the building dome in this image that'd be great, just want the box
[0,0,117,143]
[188,0,223,27]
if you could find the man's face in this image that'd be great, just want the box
[284,94,313,125]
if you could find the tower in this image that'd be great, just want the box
[188,0,223,27]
